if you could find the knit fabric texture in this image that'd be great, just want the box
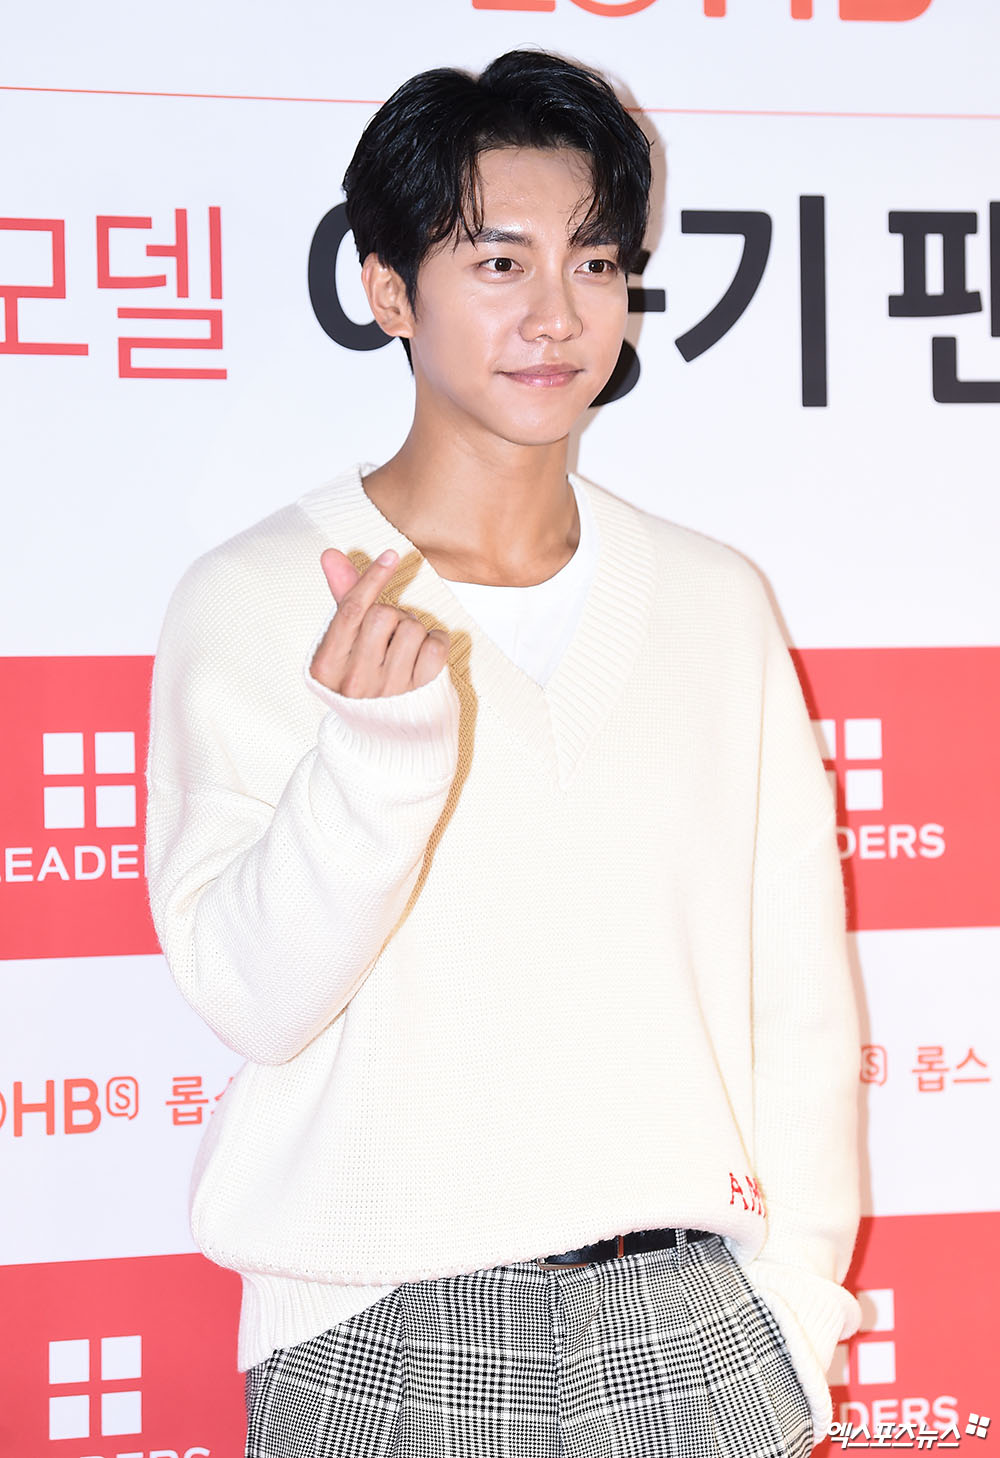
[145,462,862,1444]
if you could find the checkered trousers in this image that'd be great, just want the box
[244,1229,813,1458]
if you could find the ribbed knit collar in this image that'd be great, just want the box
[298,463,656,789]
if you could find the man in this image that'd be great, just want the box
[146,48,862,1458]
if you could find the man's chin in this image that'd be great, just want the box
[495,424,575,449]
[489,405,581,449]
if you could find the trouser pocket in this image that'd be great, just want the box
[678,1235,814,1458]
[244,1293,406,1458]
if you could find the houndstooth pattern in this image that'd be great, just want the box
[245,1230,813,1458]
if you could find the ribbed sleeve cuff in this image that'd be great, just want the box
[238,1272,403,1371]
[304,657,461,785]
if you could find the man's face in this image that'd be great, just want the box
[406,146,629,449]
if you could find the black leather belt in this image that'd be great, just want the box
[535,1227,716,1270]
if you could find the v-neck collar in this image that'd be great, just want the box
[298,462,656,789]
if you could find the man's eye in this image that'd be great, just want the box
[582,259,617,275]
[483,257,517,273]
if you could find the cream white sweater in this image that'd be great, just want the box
[145,462,862,1444]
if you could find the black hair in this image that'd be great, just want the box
[342,49,652,366]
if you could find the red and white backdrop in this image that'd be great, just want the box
[2,0,998,1453]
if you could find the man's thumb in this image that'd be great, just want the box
[320,548,360,603]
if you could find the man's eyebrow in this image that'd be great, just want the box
[463,227,535,248]
[461,226,619,250]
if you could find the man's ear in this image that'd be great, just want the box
[361,254,415,341]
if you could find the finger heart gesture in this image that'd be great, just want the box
[310,548,451,698]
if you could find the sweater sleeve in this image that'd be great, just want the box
[145,547,462,1067]
[739,589,863,1445]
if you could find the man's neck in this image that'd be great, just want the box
[360,426,581,588]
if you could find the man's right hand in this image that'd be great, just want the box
[310,548,451,699]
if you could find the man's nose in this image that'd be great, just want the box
[520,274,583,343]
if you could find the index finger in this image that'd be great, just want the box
[321,546,399,611]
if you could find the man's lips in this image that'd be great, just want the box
[500,364,583,386]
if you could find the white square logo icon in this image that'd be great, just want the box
[101,1333,142,1379]
[857,1288,895,1332]
[101,1389,142,1436]
[95,784,137,828]
[43,732,84,776]
[95,731,135,775]
[49,1393,90,1440]
[845,768,884,812]
[48,1337,90,1383]
[857,1339,896,1385]
[44,785,86,830]
[844,717,882,760]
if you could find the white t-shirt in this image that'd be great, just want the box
[442,477,597,686]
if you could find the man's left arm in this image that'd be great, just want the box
[741,589,864,1445]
